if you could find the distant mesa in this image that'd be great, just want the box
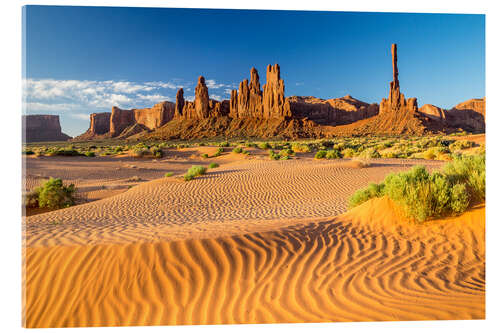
[72,43,485,141]
[23,115,71,143]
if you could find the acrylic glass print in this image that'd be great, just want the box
[22,6,485,328]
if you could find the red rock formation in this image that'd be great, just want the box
[418,104,446,122]
[262,64,291,118]
[174,88,185,118]
[287,95,379,125]
[134,101,175,129]
[109,107,135,137]
[194,76,210,118]
[23,115,71,142]
[379,44,419,117]
[444,98,485,132]
[108,101,175,137]
[249,67,263,117]
[73,112,111,140]
[237,79,250,118]
[229,89,238,118]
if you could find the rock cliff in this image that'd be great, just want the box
[23,115,71,142]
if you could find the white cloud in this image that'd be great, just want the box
[205,79,231,90]
[23,78,182,116]
[70,113,91,120]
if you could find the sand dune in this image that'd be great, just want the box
[24,197,484,327]
[23,157,483,327]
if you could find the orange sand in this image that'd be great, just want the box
[22,155,484,327]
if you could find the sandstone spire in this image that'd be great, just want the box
[380,44,417,115]
[262,64,291,118]
[175,88,185,118]
[194,76,210,118]
[229,89,238,118]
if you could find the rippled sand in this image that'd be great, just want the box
[22,154,484,327]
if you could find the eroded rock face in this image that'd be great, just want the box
[379,44,419,116]
[194,76,210,118]
[109,107,135,137]
[108,101,175,137]
[263,64,291,118]
[419,104,446,122]
[89,112,111,135]
[23,115,71,142]
[134,101,175,130]
[444,98,485,132]
[287,95,378,125]
[175,88,185,118]
[229,89,238,118]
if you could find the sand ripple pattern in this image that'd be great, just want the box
[24,204,484,327]
[25,159,443,247]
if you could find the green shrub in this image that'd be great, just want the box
[349,183,385,208]
[22,149,35,155]
[209,162,219,168]
[219,141,230,147]
[315,150,327,159]
[84,151,96,157]
[325,149,341,159]
[341,148,356,158]
[279,148,294,157]
[268,150,280,160]
[212,147,224,157]
[347,154,485,222]
[183,174,194,181]
[184,165,207,180]
[358,147,381,159]
[151,148,163,158]
[164,172,174,177]
[232,147,243,154]
[32,178,76,209]
[291,143,311,153]
[449,140,475,151]
[132,148,148,157]
[258,142,271,150]
[201,153,209,158]
[280,155,290,160]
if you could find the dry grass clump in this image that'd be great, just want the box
[347,157,371,168]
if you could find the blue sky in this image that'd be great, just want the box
[23,6,485,136]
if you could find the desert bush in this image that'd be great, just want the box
[201,153,209,158]
[132,148,149,157]
[357,147,381,159]
[325,149,341,159]
[22,149,35,155]
[29,178,76,209]
[279,148,294,157]
[184,165,207,181]
[348,155,485,222]
[341,148,356,158]
[315,150,327,159]
[150,147,163,158]
[280,155,290,160]
[349,183,385,208]
[219,141,230,147]
[164,172,173,177]
[258,142,271,150]
[84,151,95,157]
[212,147,224,157]
[208,162,219,169]
[449,140,475,151]
[348,157,371,168]
[291,143,311,153]
[232,147,243,154]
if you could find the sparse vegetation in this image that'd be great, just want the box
[315,150,327,159]
[208,162,219,169]
[232,147,243,154]
[164,172,174,177]
[348,154,485,222]
[24,178,76,209]
[184,165,207,181]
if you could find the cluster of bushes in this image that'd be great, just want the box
[24,178,76,209]
[183,165,207,181]
[314,149,342,159]
[348,154,485,222]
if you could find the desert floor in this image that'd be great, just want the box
[23,148,485,327]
